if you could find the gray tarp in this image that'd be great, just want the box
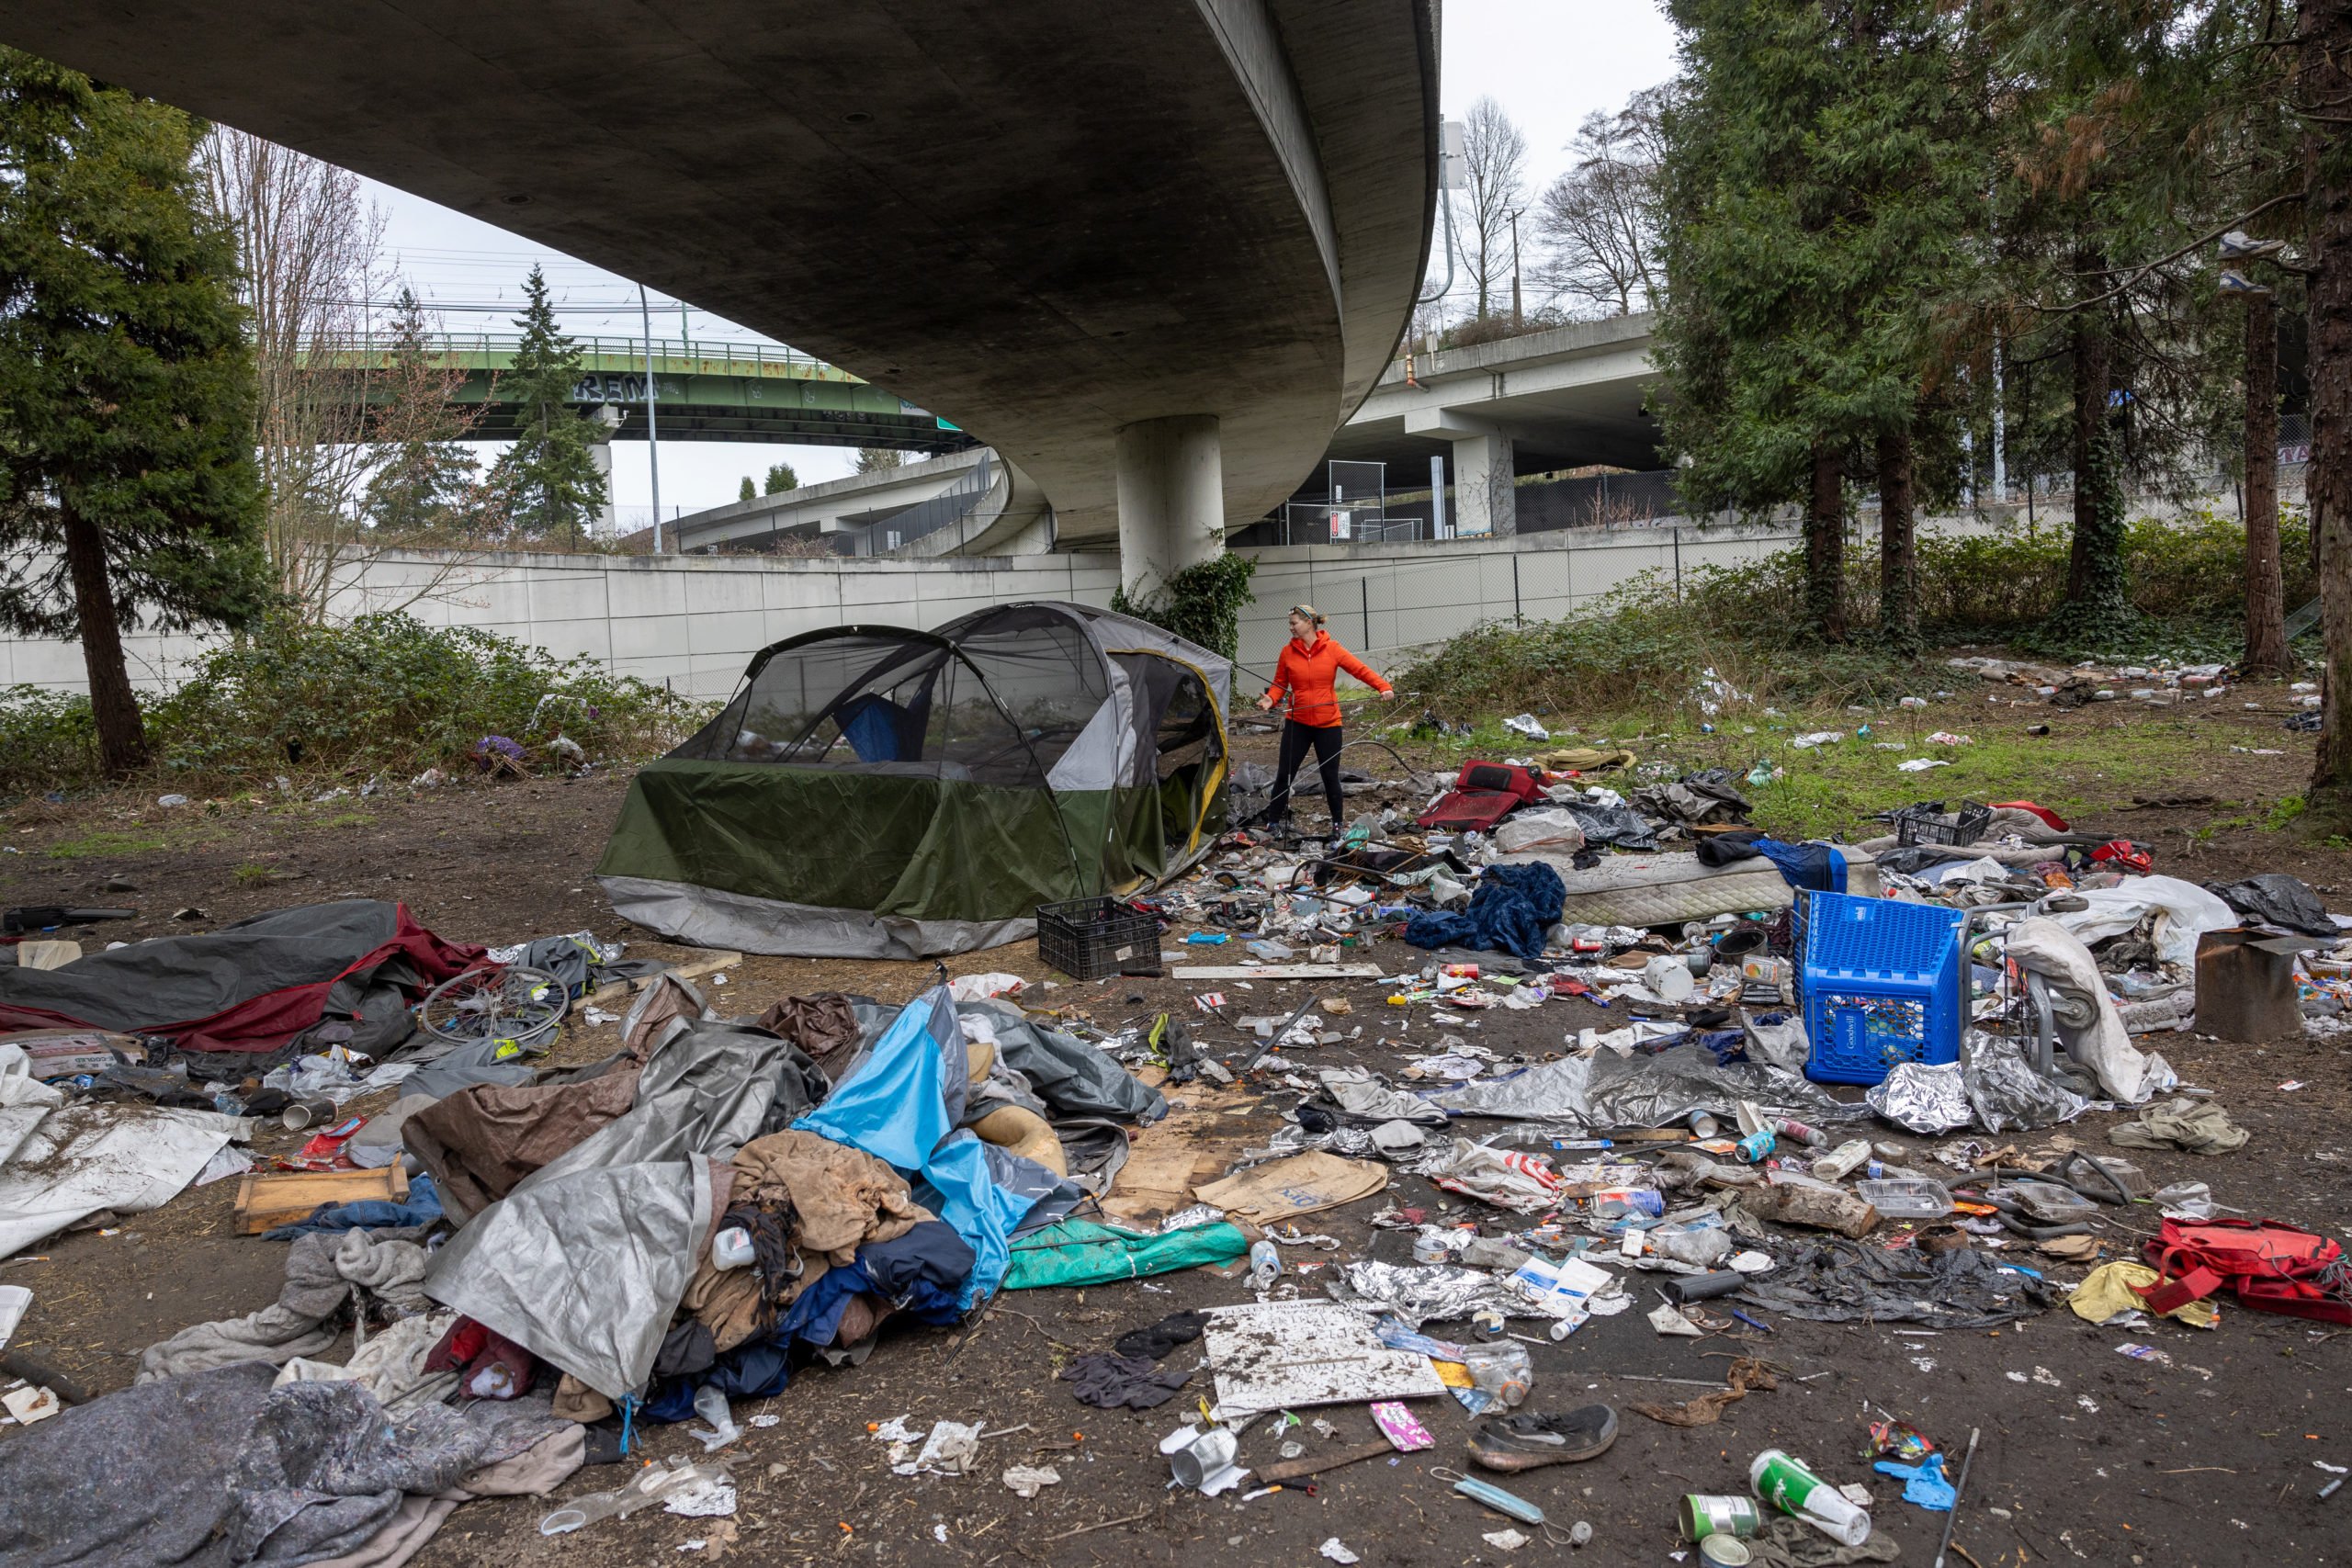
[0,1362,561,1568]
[961,999,1168,1124]
[424,1018,795,1399]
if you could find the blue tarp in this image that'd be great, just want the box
[793,985,1036,1306]
[1404,861,1566,961]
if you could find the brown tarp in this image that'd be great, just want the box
[402,1067,643,1225]
[755,993,864,1083]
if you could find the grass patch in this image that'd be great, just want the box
[232,862,276,884]
[47,829,171,860]
[322,812,376,829]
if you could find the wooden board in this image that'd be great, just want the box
[580,950,744,1008]
[233,1167,408,1235]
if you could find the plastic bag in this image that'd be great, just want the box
[1864,1061,1973,1134]
[540,1460,737,1535]
[1416,1138,1563,1212]
[1493,810,1587,856]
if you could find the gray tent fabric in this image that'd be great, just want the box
[962,999,1168,1124]
[0,1362,562,1568]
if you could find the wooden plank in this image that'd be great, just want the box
[233,1167,408,1235]
[1169,964,1384,981]
[580,950,745,1008]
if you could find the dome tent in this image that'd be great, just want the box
[597,601,1230,958]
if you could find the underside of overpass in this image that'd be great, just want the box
[5,1,1441,592]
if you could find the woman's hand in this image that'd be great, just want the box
[1259,694,1279,712]
[1378,689,1396,702]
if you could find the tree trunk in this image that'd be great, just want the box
[1806,443,1847,643]
[2308,0,2352,795]
[1878,426,1918,650]
[60,497,150,775]
[2062,263,2130,618]
[2244,288,2291,677]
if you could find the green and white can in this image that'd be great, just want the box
[1748,1449,1872,1548]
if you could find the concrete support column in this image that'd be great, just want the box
[589,405,622,538]
[1115,413,1224,597]
[1451,430,1517,537]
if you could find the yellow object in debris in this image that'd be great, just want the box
[2068,1259,2219,1329]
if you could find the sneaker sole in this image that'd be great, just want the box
[1467,1424,1618,1472]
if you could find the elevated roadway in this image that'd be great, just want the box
[8,1,1441,592]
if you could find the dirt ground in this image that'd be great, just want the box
[3,688,2350,1567]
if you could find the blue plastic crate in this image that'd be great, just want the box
[1796,892,1965,1086]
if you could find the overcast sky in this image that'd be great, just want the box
[361,3,1679,522]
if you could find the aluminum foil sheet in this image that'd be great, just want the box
[1863,1060,1973,1133]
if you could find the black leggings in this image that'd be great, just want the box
[1269,719,1344,827]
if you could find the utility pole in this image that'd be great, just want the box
[640,284,663,554]
[1508,208,1523,329]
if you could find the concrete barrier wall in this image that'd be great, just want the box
[10,513,1996,702]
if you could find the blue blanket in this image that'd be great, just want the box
[1404,862,1566,961]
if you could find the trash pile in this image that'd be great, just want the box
[0,903,1185,1563]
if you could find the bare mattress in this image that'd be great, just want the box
[1497,845,1882,929]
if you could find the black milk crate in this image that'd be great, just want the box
[1035,896,1162,981]
[1888,800,1993,848]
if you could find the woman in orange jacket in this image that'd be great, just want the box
[1257,603,1394,841]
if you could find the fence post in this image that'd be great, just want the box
[1362,576,1371,648]
[1512,552,1522,626]
[1673,527,1682,603]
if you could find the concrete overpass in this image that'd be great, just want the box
[1326,313,1663,534]
[325,332,976,451]
[8,1,1441,594]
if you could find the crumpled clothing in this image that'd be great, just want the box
[1405,863,1566,962]
[1864,1061,1973,1133]
[684,1129,930,1351]
[263,1173,445,1239]
[2068,1258,2220,1328]
[1748,1515,1902,1568]
[425,1316,539,1399]
[2109,1096,2249,1155]
[1060,1351,1193,1410]
[138,1228,433,1382]
[1115,1309,1210,1359]
[275,1311,460,1415]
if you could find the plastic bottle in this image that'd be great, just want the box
[1774,1118,1826,1148]
[1589,1188,1665,1221]
[1249,1239,1283,1290]
[710,1225,754,1270]
[1462,1342,1532,1409]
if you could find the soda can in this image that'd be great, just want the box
[1733,1128,1776,1163]
[1679,1494,1763,1540]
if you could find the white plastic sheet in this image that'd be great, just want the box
[2051,875,2236,967]
[0,1100,251,1259]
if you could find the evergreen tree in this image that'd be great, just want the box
[854,446,903,475]
[363,288,480,537]
[738,475,756,502]
[487,265,604,543]
[0,50,270,773]
[1653,0,1976,645]
[763,462,799,493]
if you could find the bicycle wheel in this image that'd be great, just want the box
[418,964,569,1053]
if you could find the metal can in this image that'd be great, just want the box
[1733,1128,1776,1163]
[1679,1495,1764,1541]
[1698,1536,1754,1568]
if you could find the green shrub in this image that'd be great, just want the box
[0,614,707,795]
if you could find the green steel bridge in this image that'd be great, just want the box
[324,333,976,453]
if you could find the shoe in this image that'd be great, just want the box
[1466,1406,1619,1472]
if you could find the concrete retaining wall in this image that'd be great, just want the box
[15,514,1985,702]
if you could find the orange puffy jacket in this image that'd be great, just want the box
[1265,629,1390,728]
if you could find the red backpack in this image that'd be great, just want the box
[1418,761,1545,832]
[2139,1217,2352,1325]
